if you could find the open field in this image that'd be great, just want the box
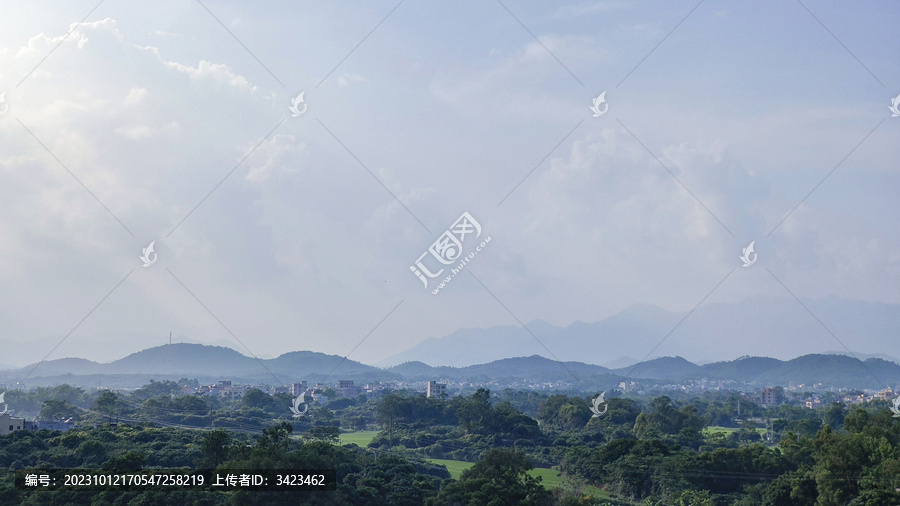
[339,430,379,447]
[426,458,474,480]
[426,458,624,502]
[704,425,768,436]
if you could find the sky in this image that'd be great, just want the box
[0,1,898,370]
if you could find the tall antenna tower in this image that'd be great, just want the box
[169,332,172,345]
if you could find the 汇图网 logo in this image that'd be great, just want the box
[140,241,157,267]
[740,241,757,267]
[289,91,307,117]
[290,393,308,418]
[410,212,491,294]
[590,91,608,117]
[589,392,608,417]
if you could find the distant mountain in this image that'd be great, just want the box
[377,320,563,368]
[616,354,900,390]
[614,356,699,380]
[3,343,898,391]
[0,331,241,369]
[603,356,639,369]
[379,296,900,367]
[5,343,387,386]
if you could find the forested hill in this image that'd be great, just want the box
[3,343,898,390]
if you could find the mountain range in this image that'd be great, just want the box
[1,343,898,391]
[378,296,900,367]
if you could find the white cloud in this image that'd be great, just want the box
[138,45,258,91]
[245,134,304,183]
[336,73,367,87]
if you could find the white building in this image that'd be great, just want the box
[427,381,447,399]
[0,413,26,435]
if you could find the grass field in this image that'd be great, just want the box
[339,430,379,447]
[426,458,619,502]
[704,425,767,436]
[343,435,626,502]
[426,458,474,479]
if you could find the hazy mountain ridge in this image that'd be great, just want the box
[379,296,900,367]
[4,344,899,391]
[3,344,386,386]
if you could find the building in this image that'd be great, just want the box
[194,381,249,398]
[875,388,896,401]
[24,419,75,432]
[760,387,780,407]
[0,413,26,435]
[338,380,359,398]
[427,381,447,399]
[292,382,307,396]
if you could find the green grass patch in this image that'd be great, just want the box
[427,458,474,480]
[427,458,632,503]
[530,467,563,488]
[704,426,767,436]
[339,430,380,447]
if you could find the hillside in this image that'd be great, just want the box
[3,343,898,390]
[379,296,900,367]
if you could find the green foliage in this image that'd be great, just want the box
[38,399,83,422]
[199,429,230,468]
[3,383,900,504]
[428,448,553,506]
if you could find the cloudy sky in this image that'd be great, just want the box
[0,1,898,369]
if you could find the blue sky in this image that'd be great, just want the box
[0,1,898,367]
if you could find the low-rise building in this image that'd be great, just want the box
[760,387,780,407]
[338,380,359,398]
[427,381,447,399]
[0,413,26,435]
[875,388,895,401]
[24,419,75,432]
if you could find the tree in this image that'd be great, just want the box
[456,388,492,433]
[428,448,552,506]
[39,399,82,421]
[242,389,276,412]
[94,391,120,421]
[304,426,340,443]
[199,429,231,468]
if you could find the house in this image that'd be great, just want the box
[875,388,895,401]
[0,413,26,435]
[24,419,75,432]
[760,387,780,407]
[338,380,359,398]
[426,381,447,399]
